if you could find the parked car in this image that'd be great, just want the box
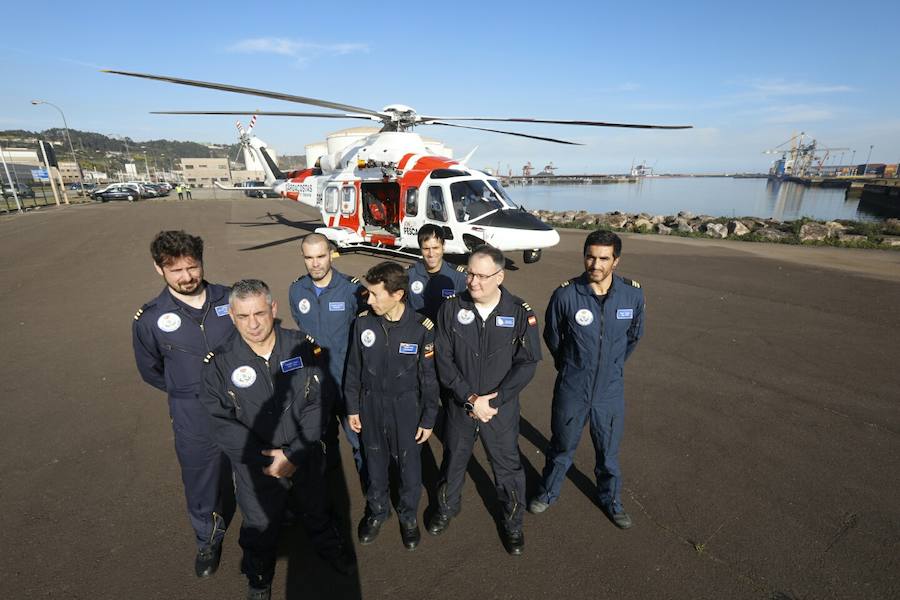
[243,181,280,198]
[92,186,140,202]
[68,182,97,194]
[2,183,36,199]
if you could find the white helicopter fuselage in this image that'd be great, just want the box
[253,131,559,262]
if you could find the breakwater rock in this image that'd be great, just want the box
[531,210,900,250]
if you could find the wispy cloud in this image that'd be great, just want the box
[229,38,369,65]
[745,79,854,96]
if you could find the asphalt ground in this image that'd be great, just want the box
[1,196,898,600]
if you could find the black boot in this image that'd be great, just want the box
[502,529,525,555]
[426,512,452,536]
[358,513,389,545]
[194,542,222,578]
[400,520,421,550]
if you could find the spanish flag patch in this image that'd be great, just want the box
[424,342,435,358]
[527,315,537,327]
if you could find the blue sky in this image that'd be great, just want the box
[3,0,898,173]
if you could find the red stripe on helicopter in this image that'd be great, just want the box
[398,153,416,170]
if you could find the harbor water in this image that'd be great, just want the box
[507,177,890,222]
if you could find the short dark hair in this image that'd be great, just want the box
[229,279,273,306]
[469,244,505,270]
[151,230,203,267]
[417,223,445,246]
[364,262,408,299]
[583,230,622,258]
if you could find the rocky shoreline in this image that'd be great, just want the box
[533,210,900,249]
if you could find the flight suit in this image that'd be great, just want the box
[406,260,468,322]
[201,326,341,587]
[434,288,541,532]
[132,282,236,550]
[344,308,439,522]
[288,269,365,474]
[536,273,645,512]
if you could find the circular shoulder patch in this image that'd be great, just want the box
[457,309,475,325]
[575,308,594,326]
[297,298,311,314]
[157,312,182,333]
[361,328,376,348]
[410,280,424,295]
[230,366,257,388]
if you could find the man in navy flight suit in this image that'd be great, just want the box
[427,245,541,555]
[345,262,439,550]
[406,224,468,322]
[132,230,236,577]
[288,233,365,482]
[202,279,354,600]
[528,230,645,529]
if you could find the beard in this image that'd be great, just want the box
[168,278,203,295]
[309,267,330,282]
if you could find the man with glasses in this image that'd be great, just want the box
[528,230,645,529]
[427,245,541,555]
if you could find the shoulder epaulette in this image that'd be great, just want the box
[305,335,323,356]
[421,317,434,331]
[456,265,467,272]
[559,280,571,288]
[203,351,215,364]
[623,278,641,289]
[305,334,317,344]
[357,310,369,317]
[521,302,533,311]
[133,307,145,321]
[350,276,360,284]
[444,293,456,300]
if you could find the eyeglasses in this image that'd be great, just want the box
[466,268,503,281]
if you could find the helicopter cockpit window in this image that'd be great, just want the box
[450,180,505,222]
[426,186,447,222]
[487,179,518,207]
[341,186,356,216]
[405,188,419,217]
[324,186,339,214]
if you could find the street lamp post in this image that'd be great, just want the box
[31,100,86,194]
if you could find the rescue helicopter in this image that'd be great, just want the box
[105,70,691,264]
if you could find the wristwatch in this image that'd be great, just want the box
[463,394,477,413]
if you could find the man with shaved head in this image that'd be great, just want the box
[288,234,366,484]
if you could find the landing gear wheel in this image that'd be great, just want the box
[523,249,542,264]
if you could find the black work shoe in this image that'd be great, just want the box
[195,542,222,578]
[602,506,634,529]
[528,498,550,514]
[400,520,421,550]
[358,514,388,545]
[246,583,272,600]
[502,529,525,555]
[426,512,452,536]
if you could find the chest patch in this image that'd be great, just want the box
[214,304,229,317]
[329,301,346,312]
[575,308,594,326]
[280,356,304,373]
[410,280,424,294]
[297,298,311,314]
[231,365,257,388]
[617,308,634,320]
[157,312,181,333]
[361,328,376,348]
[495,316,515,328]
[399,343,418,355]
[457,309,475,325]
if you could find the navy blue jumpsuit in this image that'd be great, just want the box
[344,308,439,523]
[201,327,342,587]
[132,282,236,550]
[536,273,645,512]
[406,260,468,322]
[288,269,365,474]
[434,288,541,532]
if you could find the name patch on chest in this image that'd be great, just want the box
[495,316,515,328]
[616,308,634,320]
[280,356,304,373]
[214,304,229,317]
[328,301,346,312]
[399,343,418,355]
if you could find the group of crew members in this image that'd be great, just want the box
[132,225,645,600]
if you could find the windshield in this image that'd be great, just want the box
[487,179,518,207]
[450,179,506,222]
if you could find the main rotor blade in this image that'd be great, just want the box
[151,110,377,120]
[419,116,692,130]
[427,121,583,145]
[103,70,384,118]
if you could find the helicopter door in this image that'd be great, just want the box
[322,184,340,225]
[423,184,466,254]
[400,186,423,247]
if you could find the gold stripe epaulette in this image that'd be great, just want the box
[456,265,467,272]
[357,310,369,317]
[203,352,215,364]
[133,308,144,321]
[559,280,571,287]
[521,302,532,311]
[422,318,434,330]
[350,276,360,284]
